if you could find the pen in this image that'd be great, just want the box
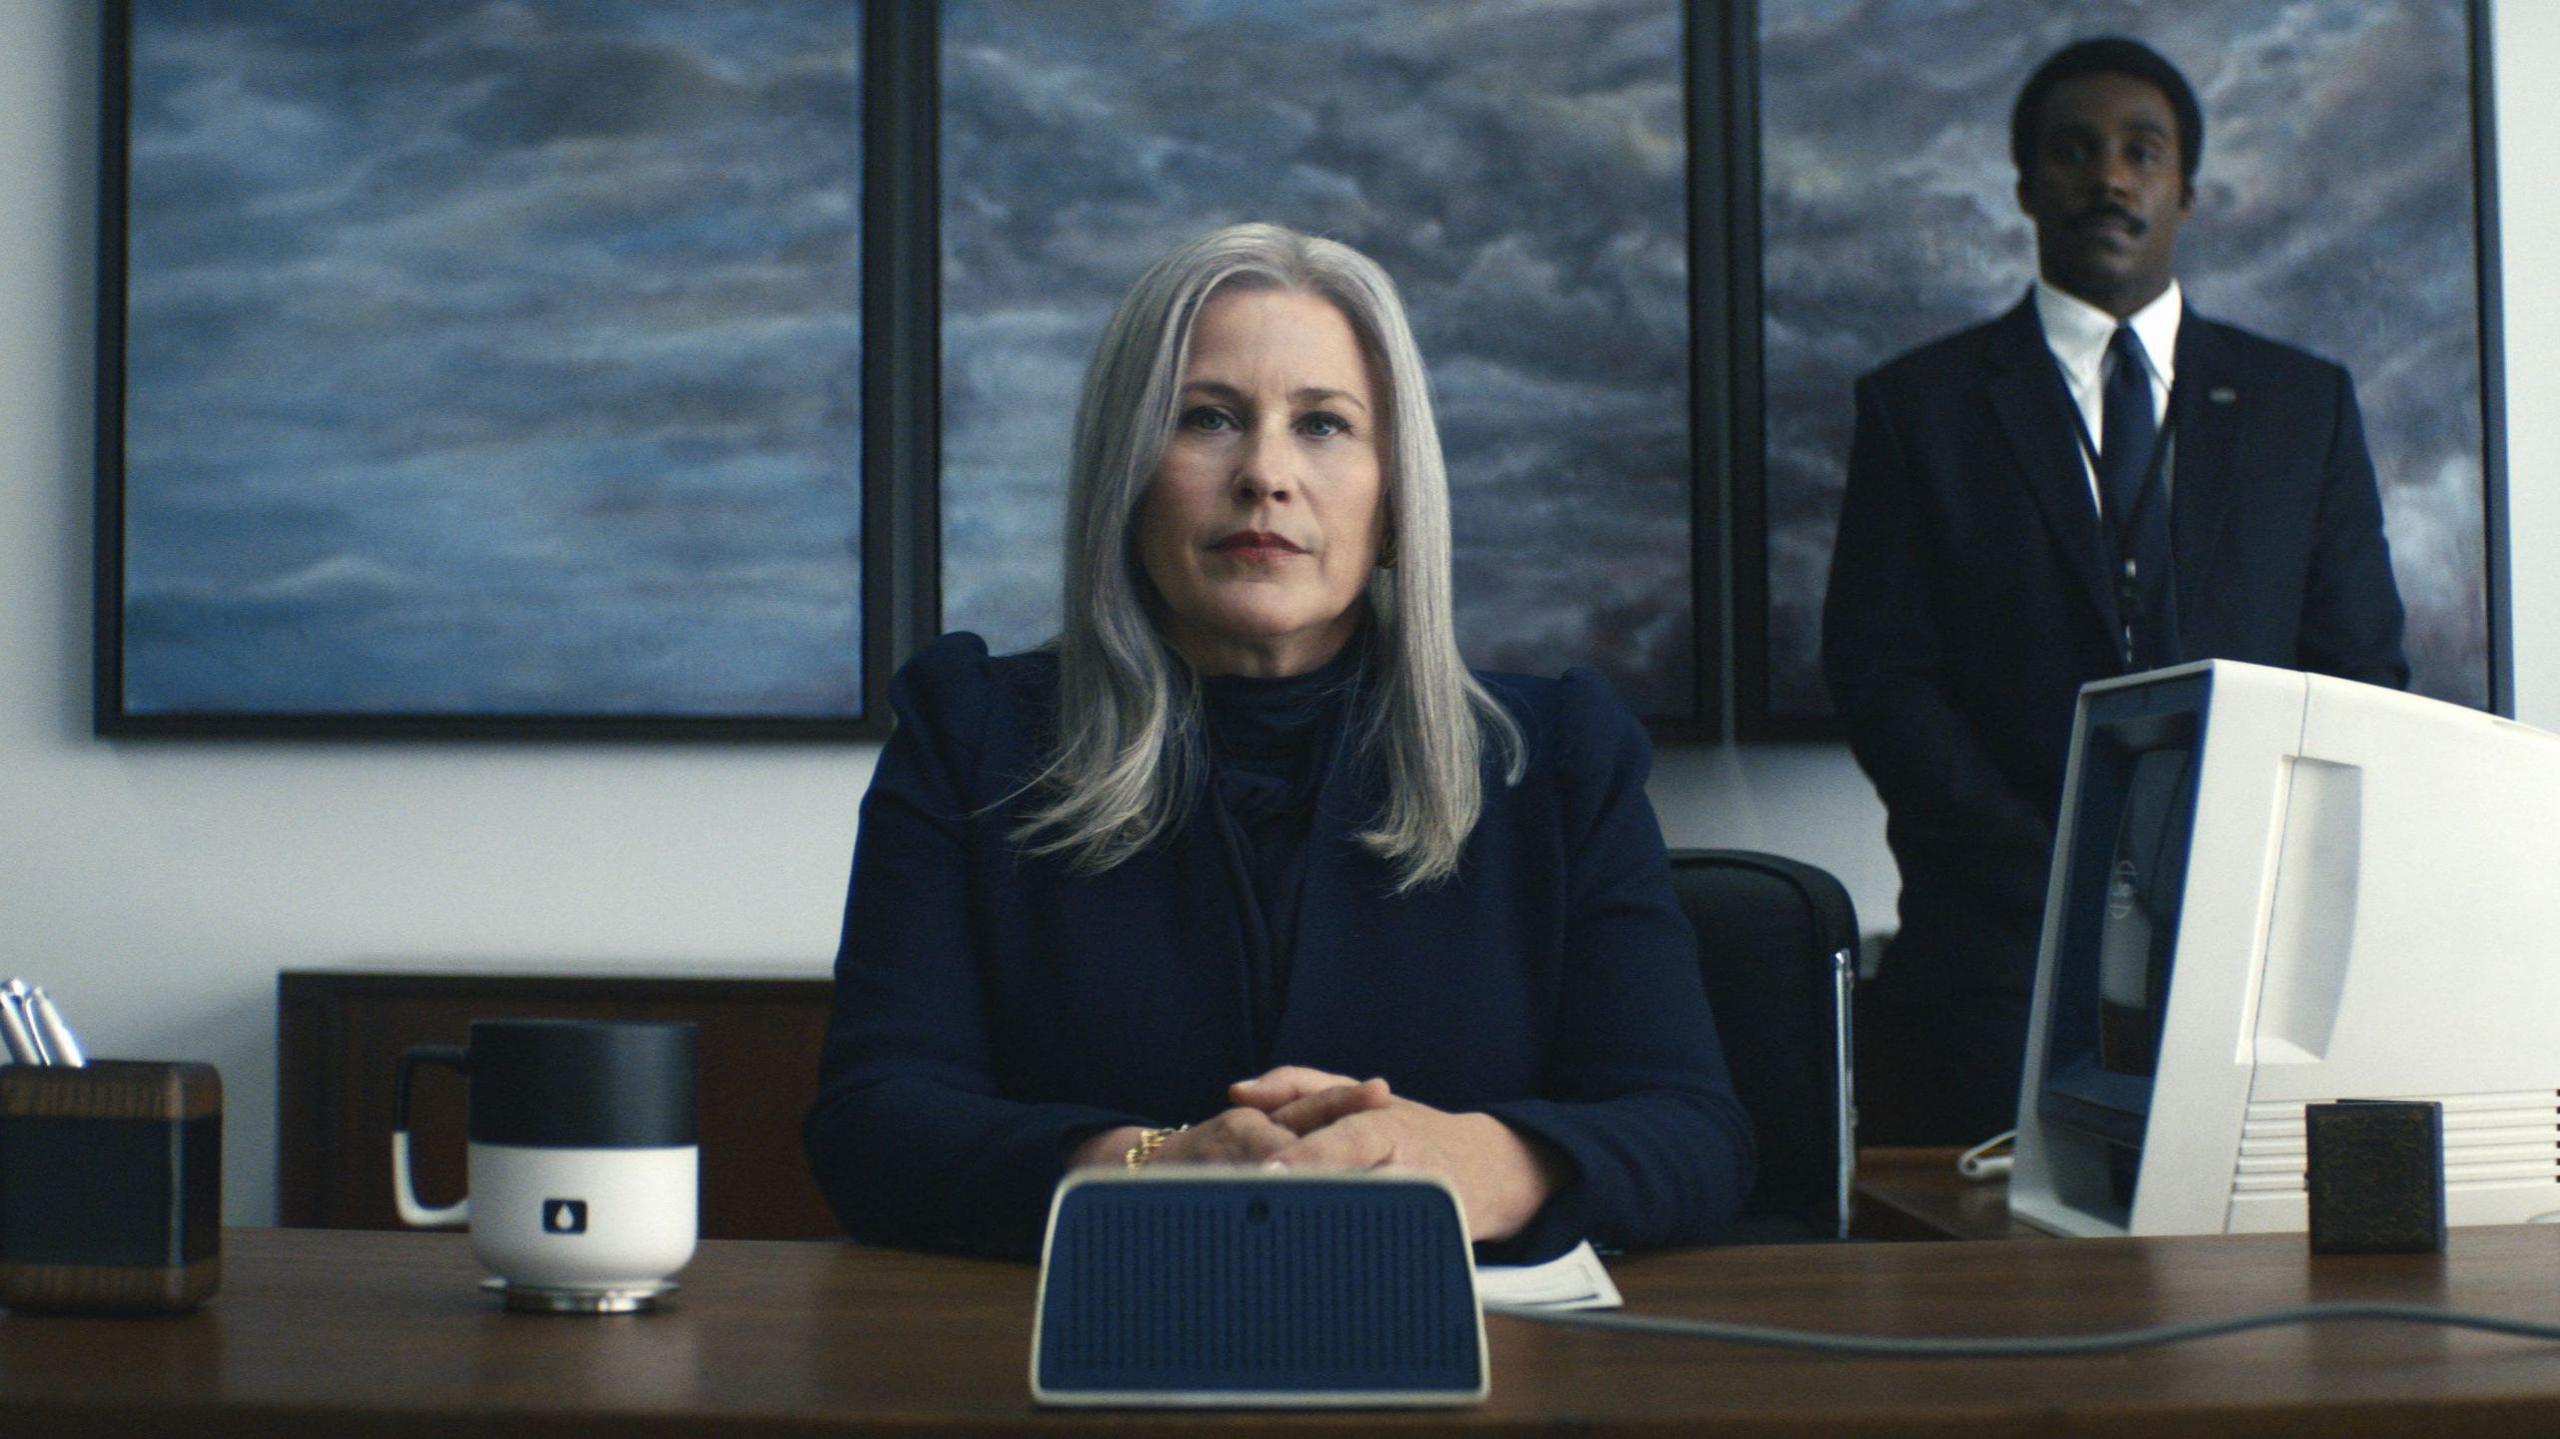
[0,980,48,1065]
[28,987,84,1068]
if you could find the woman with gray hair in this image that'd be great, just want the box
[805,223,1752,1260]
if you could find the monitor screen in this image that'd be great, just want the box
[2094,745,2195,1079]
[2038,673,2208,1181]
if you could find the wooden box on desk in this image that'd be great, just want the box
[0,1060,222,1313]
[277,968,839,1240]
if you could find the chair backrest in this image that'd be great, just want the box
[1666,849,1858,1241]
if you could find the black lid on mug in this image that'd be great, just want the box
[466,1019,696,1149]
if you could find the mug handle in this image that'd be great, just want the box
[392,1044,471,1227]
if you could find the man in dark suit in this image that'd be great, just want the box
[1822,37,2408,1144]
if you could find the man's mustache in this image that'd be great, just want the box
[2067,204,2148,236]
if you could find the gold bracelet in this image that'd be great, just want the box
[1124,1125,1188,1170]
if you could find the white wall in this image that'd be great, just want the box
[6,0,2543,1223]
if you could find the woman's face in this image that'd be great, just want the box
[1135,287,1387,678]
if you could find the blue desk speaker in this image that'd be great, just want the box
[1030,1169,1488,1407]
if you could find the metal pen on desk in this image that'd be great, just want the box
[0,980,50,1065]
[28,987,84,1067]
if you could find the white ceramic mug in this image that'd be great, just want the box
[392,1018,697,1295]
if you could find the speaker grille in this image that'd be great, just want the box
[1034,1176,1481,1400]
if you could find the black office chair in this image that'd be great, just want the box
[1667,849,1859,1242]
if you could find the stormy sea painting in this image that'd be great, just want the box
[938,0,1699,719]
[1755,0,2490,719]
[115,2,864,721]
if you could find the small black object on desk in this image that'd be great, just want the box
[2305,1099,2446,1255]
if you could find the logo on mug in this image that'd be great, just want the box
[542,1198,589,1235]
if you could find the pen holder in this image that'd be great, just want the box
[0,1061,222,1313]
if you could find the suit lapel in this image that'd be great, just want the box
[2169,315,2242,606]
[1985,298,2120,634]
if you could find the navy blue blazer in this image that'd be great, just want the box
[1823,295,2408,1011]
[803,633,1755,1261]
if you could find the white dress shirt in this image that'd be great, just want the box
[2034,277,2181,517]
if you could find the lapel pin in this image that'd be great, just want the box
[2209,386,2238,404]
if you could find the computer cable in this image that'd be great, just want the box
[1955,1128,2015,1180]
[1487,1300,2560,1358]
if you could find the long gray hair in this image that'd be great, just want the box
[1013,223,1524,892]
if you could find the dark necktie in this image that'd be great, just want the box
[2102,325,2176,670]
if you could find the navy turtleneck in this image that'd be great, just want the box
[1195,635,1367,1059]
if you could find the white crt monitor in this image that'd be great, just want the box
[2010,658,2560,1237]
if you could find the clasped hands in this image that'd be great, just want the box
[1072,1065,1566,1243]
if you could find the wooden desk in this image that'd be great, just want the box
[1852,1146,2042,1241]
[9,1226,2560,1435]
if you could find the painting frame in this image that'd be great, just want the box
[930,0,1731,735]
[93,0,1753,742]
[93,0,888,740]
[1729,0,2510,739]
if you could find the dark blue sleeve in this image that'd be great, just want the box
[801,635,1146,1258]
[2295,367,2409,690]
[1475,671,1757,1257]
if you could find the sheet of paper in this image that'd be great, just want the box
[1475,1239,1622,1310]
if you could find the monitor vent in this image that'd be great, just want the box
[2234,1092,2560,1196]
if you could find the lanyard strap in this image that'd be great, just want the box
[2062,381,2179,555]
[2061,378,2181,667]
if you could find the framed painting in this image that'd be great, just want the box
[97,1,867,737]
[935,0,1724,729]
[1737,0,2503,734]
